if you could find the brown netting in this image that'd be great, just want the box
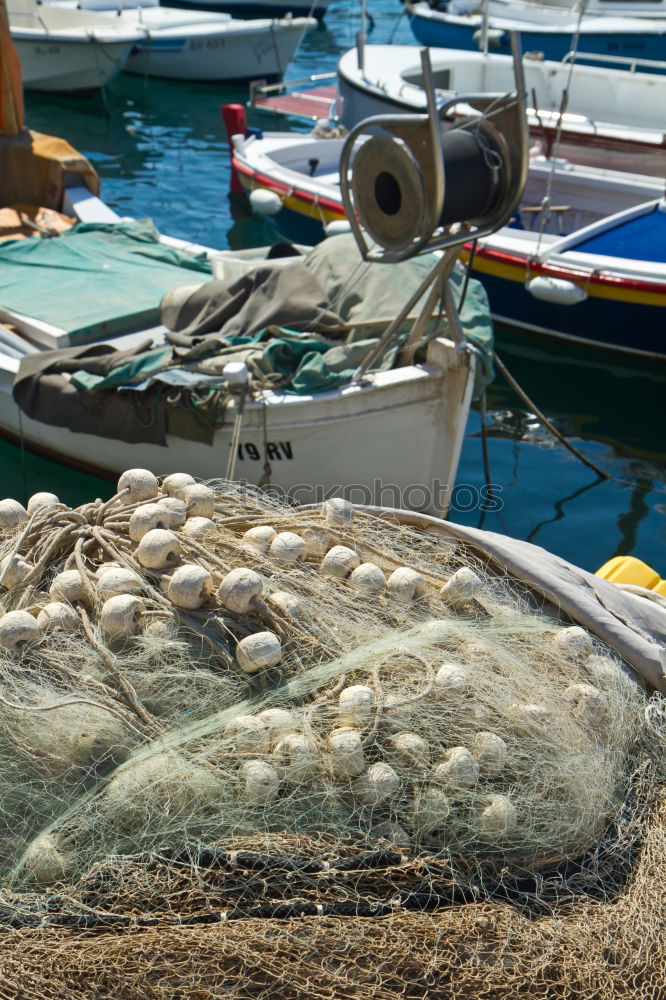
[0,784,663,999]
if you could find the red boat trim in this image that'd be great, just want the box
[468,243,666,296]
[233,158,346,216]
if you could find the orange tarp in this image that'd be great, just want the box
[0,0,24,135]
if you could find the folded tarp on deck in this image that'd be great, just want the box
[0,219,212,344]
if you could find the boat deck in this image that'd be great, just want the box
[251,84,338,121]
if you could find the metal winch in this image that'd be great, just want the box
[339,36,529,263]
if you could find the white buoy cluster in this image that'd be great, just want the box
[0,472,612,729]
[0,472,640,889]
[0,471,284,677]
[215,669,520,845]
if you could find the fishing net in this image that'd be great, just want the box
[0,474,663,997]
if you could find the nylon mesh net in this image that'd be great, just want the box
[0,474,663,997]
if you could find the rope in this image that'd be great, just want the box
[534,2,586,255]
[494,353,610,480]
[494,353,664,495]
[457,239,477,312]
[479,390,495,505]
[15,403,28,505]
[268,20,283,82]
[257,397,273,488]
[225,387,248,482]
[388,7,406,43]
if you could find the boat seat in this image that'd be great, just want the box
[517,204,572,233]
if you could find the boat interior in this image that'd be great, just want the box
[8,0,131,33]
[511,159,663,239]
[255,131,663,244]
[398,53,666,131]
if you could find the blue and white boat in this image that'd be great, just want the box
[230,116,666,358]
[407,0,666,71]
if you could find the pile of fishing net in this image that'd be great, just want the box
[0,473,663,998]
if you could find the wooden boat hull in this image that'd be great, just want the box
[0,340,475,516]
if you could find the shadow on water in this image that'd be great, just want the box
[457,327,666,571]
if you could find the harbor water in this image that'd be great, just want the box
[3,0,665,574]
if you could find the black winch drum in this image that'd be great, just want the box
[351,128,501,251]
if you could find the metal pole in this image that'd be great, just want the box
[481,0,489,56]
[356,0,366,75]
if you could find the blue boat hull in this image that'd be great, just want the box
[478,272,665,358]
[268,208,327,245]
[408,10,666,71]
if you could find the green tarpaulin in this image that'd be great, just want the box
[0,219,211,344]
[195,327,405,396]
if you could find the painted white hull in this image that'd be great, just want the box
[13,34,133,91]
[32,1,315,82]
[10,0,143,91]
[0,345,474,515]
[124,17,315,81]
[337,45,666,177]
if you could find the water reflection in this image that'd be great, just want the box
[459,329,666,570]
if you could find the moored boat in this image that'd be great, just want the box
[407,0,666,71]
[227,116,666,358]
[335,43,666,176]
[43,0,316,83]
[8,0,143,93]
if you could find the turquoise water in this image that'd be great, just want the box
[3,0,665,573]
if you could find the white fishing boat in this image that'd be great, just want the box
[335,44,666,176]
[0,87,487,516]
[0,181,478,510]
[166,0,328,20]
[227,115,666,357]
[8,0,143,93]
[45,0,316,82]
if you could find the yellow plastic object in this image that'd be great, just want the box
[596,556,663,592]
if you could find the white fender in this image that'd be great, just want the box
[472,27,508,49]
[249,188,283,216]
[324,219,352,236]
[526,276,588,306]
